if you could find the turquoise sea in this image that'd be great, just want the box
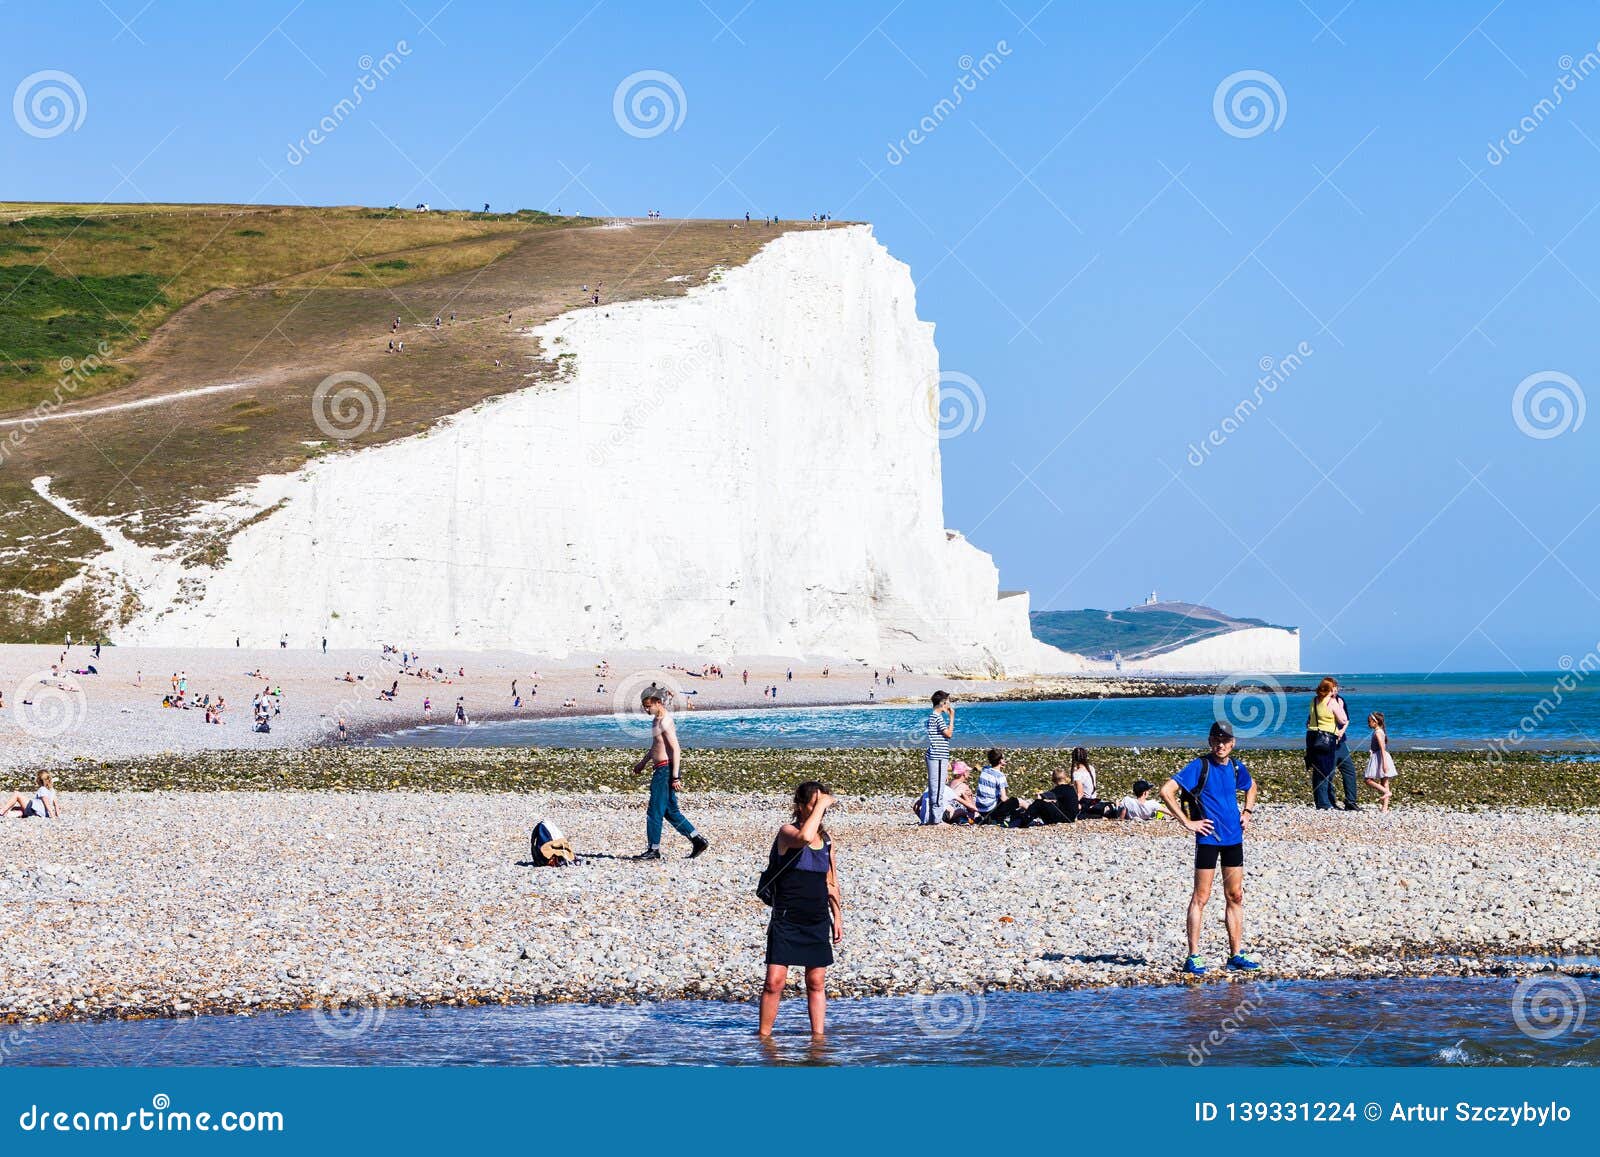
[370,671,1600,751]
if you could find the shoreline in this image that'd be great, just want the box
[5,790,1596,1025]
[6,945,1591,1027]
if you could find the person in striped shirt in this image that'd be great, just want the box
[923,691,954,825]
[975,748,1025,825]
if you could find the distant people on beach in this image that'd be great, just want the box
[1305,677,1344,810]
[630,685,710,861]
[922,691,954,826]
[758,780,842,1037]
[1363,711,1397,810]
[1160,720,1260,976]
[2,771,58,820]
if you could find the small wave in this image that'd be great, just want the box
[1434,1039,1503,1066]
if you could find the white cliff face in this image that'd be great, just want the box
[117,226,1070,674]
[1109,627,1302,674]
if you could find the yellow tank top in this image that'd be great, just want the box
[1307,696,1337,733]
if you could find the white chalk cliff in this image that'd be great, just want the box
[1111,627,1301,674]
[112,225,1073,674]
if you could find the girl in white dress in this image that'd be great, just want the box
[1362,711,1397,811]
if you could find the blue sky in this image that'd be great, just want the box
[6,0,1598,671]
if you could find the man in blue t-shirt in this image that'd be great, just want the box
[1159,720,1261,977]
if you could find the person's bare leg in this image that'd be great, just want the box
[804,966,827,1036]
[1,793,25,818]
[758,964,786,1036]
[1187,869,1213,956]
[1222,866,1245,956]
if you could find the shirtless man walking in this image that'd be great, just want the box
[632,684,710,861]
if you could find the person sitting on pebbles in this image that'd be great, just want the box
[914,761,979,825]
[3,771,59,820]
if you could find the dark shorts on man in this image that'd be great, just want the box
[1194,842,1244,870]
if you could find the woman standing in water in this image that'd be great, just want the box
[758,781,842,1037]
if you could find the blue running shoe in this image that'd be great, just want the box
[1181,954,1207,976]
[1226,953,1261,972]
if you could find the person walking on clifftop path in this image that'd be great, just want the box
[922,691,954,825]
[632,685,710,861]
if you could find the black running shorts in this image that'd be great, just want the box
[1194,842,1244,870]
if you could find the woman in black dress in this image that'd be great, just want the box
[758,780,843,1037]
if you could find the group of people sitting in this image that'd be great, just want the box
[915,747,1161,827]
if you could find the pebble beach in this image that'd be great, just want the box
[4,789,1595,1024]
